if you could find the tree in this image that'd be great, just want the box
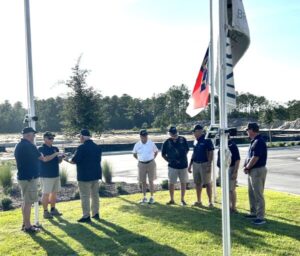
[259,108,274,143]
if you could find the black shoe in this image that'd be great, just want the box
[252,219,266,225]
[166,200,175,205]
[180,200,187,206]
[77,216,91,223]
[244,214,256,219]
[92,213,100,220]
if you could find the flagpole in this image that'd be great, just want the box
[24,0,39,226]
[218,0,231,255]
[209,0,217,203]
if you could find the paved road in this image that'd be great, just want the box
[60,146,300,195]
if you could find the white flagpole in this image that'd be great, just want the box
[218,0,231,255]
[24,0,39,226]
[209,0,217,203]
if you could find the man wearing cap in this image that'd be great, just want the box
[188,125,214,207]
[133,129,158,204]
[38,132,64,219]
[244,122,268,225]
[162,126,189,206]
[14,127,60,233]
[65,129,102,223]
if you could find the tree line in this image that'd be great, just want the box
[0,60,299,134]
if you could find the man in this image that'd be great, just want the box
[188,125,214,207]
[14,127,59,233]
[65,129,102,223]
[38,131,64,219]
[244,122,268,225]
[162,126,189,206]
[217,135,240,213]
[133,129,158,204]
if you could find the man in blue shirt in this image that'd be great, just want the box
[188,125,214,207]
[14,127,59,233]
[162,126,189,206]
[65,129,102,223]
[243,122,268,225]
[38,131,64,219]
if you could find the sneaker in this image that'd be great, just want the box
[23,226,41,233]
[92,213,100,220]
[252,219,266,225]
[230,208,239,214]
[77,216,91,223]
[208,203,214,208]
[245,214,256,219]
[166,200,175,205]
[148,197,155,204]
[43,211,53,219]
[139,198,148,204]
[180,200,187,206]
[192,202,203,207]
[50,208,62,216]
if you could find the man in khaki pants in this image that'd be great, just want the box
[66,129,102,223]
[244,123,268,225]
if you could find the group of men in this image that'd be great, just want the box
[14,122,268,233]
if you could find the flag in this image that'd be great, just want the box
[186,47,210,117]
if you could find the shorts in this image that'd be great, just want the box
[18,178,38,204]
[138,160,157,183]
[193,162,211,186]
[168,167,189,184]
[40,177,61,194]
[228,166,237,192]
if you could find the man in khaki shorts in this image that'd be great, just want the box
[38,131,64,219]
[188,125,214,207]
[162,126,189,206]
[14,127,59,233]
[133,129,158,204]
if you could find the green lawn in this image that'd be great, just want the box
[0,187,299,256]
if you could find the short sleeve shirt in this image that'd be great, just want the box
[246,134,267,168]
[38,144,59,178]
[192,135,214,163]
[217,139,241,168]
[14,139,41,180]
[132,140,158,162]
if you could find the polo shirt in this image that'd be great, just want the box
[191,135,214,163]
[72,139,102,181]
[38,144,59,178]
[14,139,41,180]
[246,134,267,168]
[161,136,189,169]
[217,139,241,168]
[132,139,158,162]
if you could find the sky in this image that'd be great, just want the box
[0,0,299,106]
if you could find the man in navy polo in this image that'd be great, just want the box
[244,122,268,225]
[38,131,64,219]
[188,125,214,207]
[14,127,59,233]
[65,129,102,223]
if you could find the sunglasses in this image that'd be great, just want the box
[47,137,54,140]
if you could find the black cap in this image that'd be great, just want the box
[245,122,259,132]
[139,129,148,136]
[43,131,55,138]
[168,126,177,135]
[80,129,91,137]
[21,127,37,134]
[193,124,203,132]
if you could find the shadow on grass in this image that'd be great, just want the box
[38,216,186,256]
[118,197,300,252]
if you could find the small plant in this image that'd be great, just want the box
[102,160,113,184]
[116,184,128,195]
[290,142,295,146]
[73,190,80,200]
[161,179,169,190]
[297,141,300,146]
[0,164,12,192]
[60,168,68,186]
[279,142,286,147]
[1,197,13,211]
[99,184,107,197]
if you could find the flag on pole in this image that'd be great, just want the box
[186,47,210,117]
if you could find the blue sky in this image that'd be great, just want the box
[0,0,299,106]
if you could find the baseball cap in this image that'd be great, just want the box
[168,126,177,135]
[80,129,91,137]
[139,129,148,136]
[21,127,37,134]
[245,122,259,132]
[193,124,203,132]
[43,131,55,138]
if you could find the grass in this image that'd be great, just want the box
[102,160,113,184]
[0,163,12,192]
[0,187,299,256]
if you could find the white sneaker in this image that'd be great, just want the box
[139,197,148,204]
[148,197,155,204]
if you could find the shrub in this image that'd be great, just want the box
[1,197,13,211]
[60,168,68,186]
[99,184,109,197]
[297,141,300,146]
[102,160,113,184]
[161,179,169,190]
[279,142,286,147]
[0,164,12,192]
[290,142,295,146]
[73,190,80,199]
[116,184,128,195]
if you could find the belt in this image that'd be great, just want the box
[139,159,154,164]
[193,161,207,164]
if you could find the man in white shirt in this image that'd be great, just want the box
[133,129,158,204]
